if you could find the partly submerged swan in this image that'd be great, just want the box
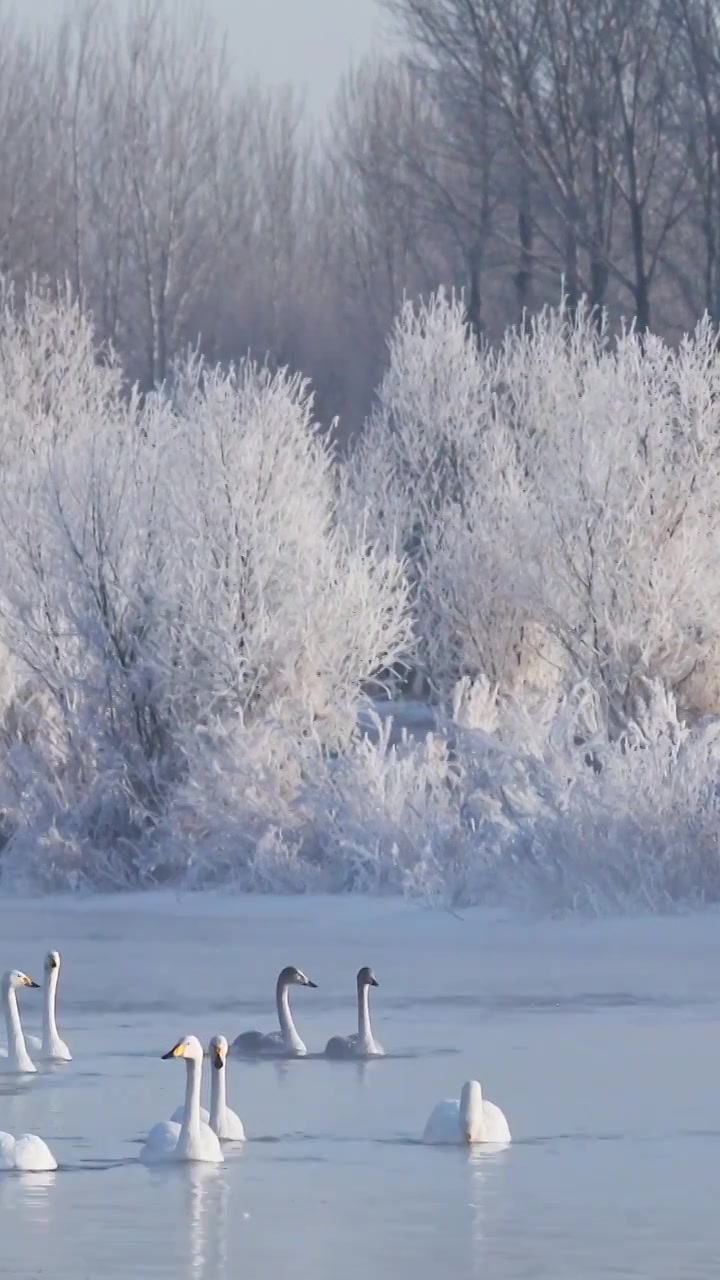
[208,1035,245,1140]
[231,966,317,1057]
[0,970,40,1073]
[141,1036,223,1165]
[423,1080,511,1145]
[325,966,384,1058]
[25,951,72,1062]
[0,1130,57,1172]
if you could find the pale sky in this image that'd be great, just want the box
[10,0,387,110]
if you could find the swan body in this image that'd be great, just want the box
[170,1103,210,1125]
[325,966,384,1058]
[423,1080,511,1145]
[209,1035,245,1140]
[0,1130,57,1172]
[25,951,71,1062]
[232,966,317,1057]
[141,1036,223,1165]
[0,970,40,1073]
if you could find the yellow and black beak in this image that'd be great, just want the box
[212,1045,226,1070]
[24,975,40,989]
[161,1040,185,1060]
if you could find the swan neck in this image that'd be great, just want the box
[181,1056,203,1139]
[276,979,304,1051]
[3,983,31,1069]
[357,983,373,1046]
[210,1064,226,1131]
[460,1086,484,1142]
[43,969,59,1044]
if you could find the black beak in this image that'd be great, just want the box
[307,980,318,989]
[28,980,40,989]
[212,1051,224,1070]
[370,977,379,987]
[161,1049,175,1059]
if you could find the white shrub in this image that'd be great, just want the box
[347,295,720,734]
[0,285,411,887]
[1,279,720,915]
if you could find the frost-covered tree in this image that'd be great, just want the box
[346,291,720,728]
[0,284,411,885]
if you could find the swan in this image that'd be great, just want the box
[25,951,71,1062]
[423,1080,511,1145]
[231,966,317,1057]
[0,970,40,1073]
[141,1036,223,1165]
[325,966,384,1058]
[169,1038,244,1137]
[0,1130,57,1172]
[208,1035,245,1141]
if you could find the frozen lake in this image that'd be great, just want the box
[0,893,718,1279]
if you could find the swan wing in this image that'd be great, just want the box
[170,1104,210,1125]
[14,1134,57,1172]
[217,1109,245,1142]
[324,1034,357,1058]
[232,1030,286,1056]
[481,1099,511,1143]
[422,1099,460,1144]
[24,1036,72,1062]
[141,1120,181,1163]
[197,1122,224,1162]
[231,1030,273,1054]
[49,1039,72,1062]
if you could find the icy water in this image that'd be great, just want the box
[0,894,718,1280]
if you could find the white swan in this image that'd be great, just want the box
[141,1036,223,1165]
[25,951,72,1062]
[325,966,384,1058]
[0,1130,57,1172]
[423,1080,511,1145]
[231,966,317,1057]
[0,970,40,1073]
[169,1038,244,1137]
[208,1035,245,1141]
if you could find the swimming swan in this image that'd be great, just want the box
[141,1036,223,1165]
[169,1037,244,1138]
[325,966,384,1058]
[25,951,72,1062]
[423,1080,511,1145]
[231,966,317,1057]
[208,1035,245,1141]
[0,1130,57,1172]
[0,970,40,1073]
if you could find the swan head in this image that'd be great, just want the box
[357,966,379,988]
[161,1035,204,1062]
[3,970,40,992]
[279,965,317,989]
[44,951,60,975]
[459,1080,483,1143]
[210,1035,228,1069]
